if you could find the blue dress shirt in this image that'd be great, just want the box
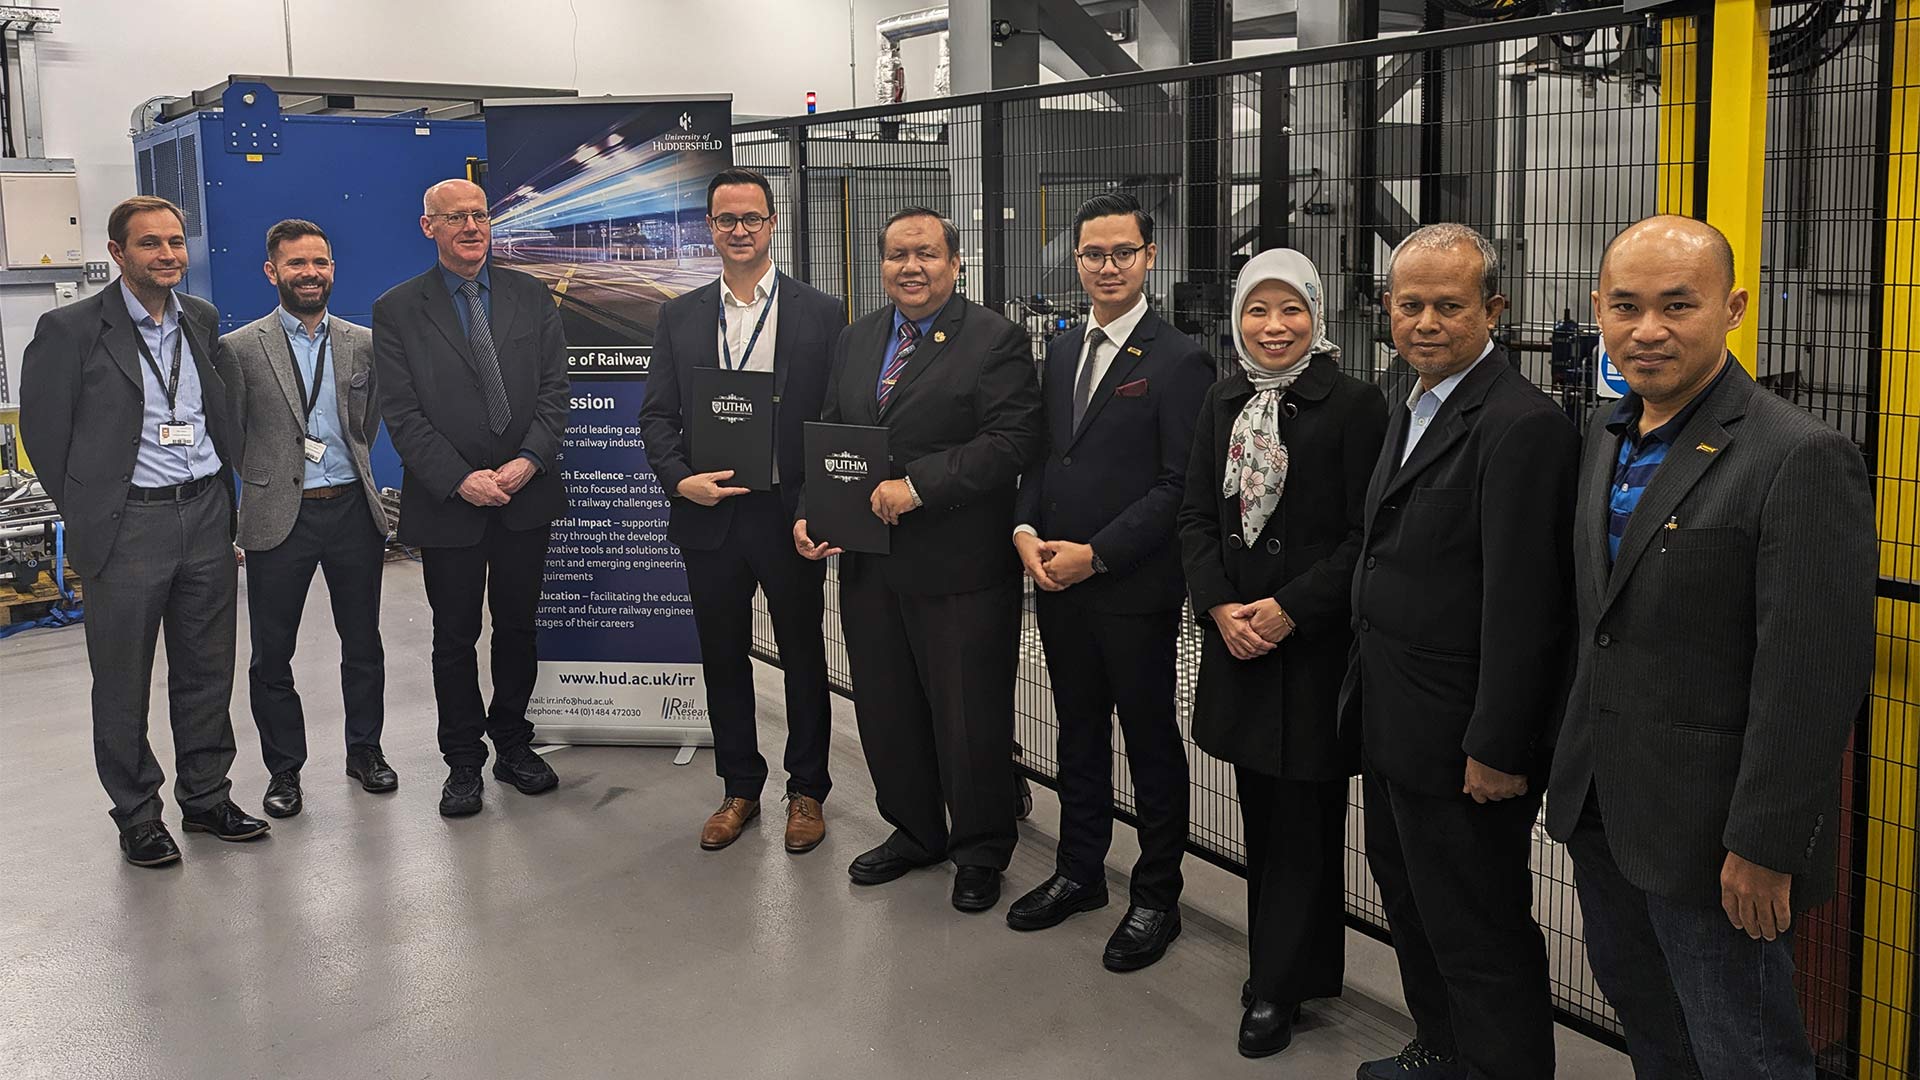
[278,307,358,489]
[1400,340,1494,465]
[123,280,221,487]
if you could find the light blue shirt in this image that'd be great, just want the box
[1400,340,1495,465]
[278,307,358,489]
[123,280,221,488]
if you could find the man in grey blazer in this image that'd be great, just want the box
[19,196,270,866]
[225,219,396,820]
[1547,216,1876,1078]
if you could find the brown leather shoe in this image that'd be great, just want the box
[784,794,826,854]
[699,797,759,850]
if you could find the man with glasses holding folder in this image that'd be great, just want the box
[640,168,844,854]
[224,219,395,820]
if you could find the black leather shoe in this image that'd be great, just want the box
[847,843,934,885]
[1103,905,1181,972]
[345,746,398,793]
[262,771,302,818]
[119,820,181,867]
[181,800,272,842]
[492,745,559,795]
[440,765,484,817]
[1238,998,1297,1058]
[952,866,1002,912]
[1006,873,1109,931]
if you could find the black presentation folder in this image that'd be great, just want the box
[689,367,775,491]
[803,421,891,555]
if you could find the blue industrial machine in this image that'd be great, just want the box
[130,76,573,488]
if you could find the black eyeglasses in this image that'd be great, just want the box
[431,210,491,227]
[1076,246,1143,270]
[710,213,772,233]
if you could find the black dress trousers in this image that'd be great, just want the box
[1362,769,1556,1080]
[1238,769,1348,1004]
[420,510,550,767]
[840,571,1021,870]
[244,488,387,775]
[680,489,831,802]
[1036,589,1188,909]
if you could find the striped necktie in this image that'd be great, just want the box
[457,278,512,435]
[876,318,921,407]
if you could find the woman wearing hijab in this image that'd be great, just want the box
[1177,248,1388,1057]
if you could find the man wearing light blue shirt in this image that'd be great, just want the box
[19,195,268,866]
[224,219,395,820]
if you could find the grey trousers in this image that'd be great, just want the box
[81,482,239,829]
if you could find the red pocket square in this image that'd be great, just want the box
[1115,378,1149,398]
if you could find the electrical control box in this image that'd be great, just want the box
[0,160,84,269]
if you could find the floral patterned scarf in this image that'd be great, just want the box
[1222,248,1341,543]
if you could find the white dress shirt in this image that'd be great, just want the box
[1400,340,1494,465]
[717,261,781,482]
[1014,293,1150,538]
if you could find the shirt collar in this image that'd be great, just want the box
[277,305,330,340]
[722,263,779,308]
[1607,352,1736,443]
[1405,339,1494,411]
[120,278,181,328]
[891,304,941,338]
[1088,293,1149,347]
[440,261,490,296]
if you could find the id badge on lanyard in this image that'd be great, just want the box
[136,326,198,446]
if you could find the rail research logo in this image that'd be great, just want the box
[823,451,869,484]
[710,393,755,424]
[654,112,724,152]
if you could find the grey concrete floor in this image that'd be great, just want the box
[0,561,1632,1079]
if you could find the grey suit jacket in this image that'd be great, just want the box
[223,311,388,551]
[17,279,236,578]
[1545,361,1875,910]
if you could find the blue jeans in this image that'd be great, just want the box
[1567,806,1815,1080]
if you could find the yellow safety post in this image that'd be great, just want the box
[1863,5,1920,1075]
[1703,0,1768,372]
[1657,15,1701,216]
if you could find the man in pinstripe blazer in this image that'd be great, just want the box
[1547,216,1876,1079]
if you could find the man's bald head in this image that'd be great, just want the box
[1601,215,1735,295]
[423,178,485,216]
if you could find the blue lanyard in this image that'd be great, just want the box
[718,278,777,371]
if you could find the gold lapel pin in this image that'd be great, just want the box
[1695,442,1719,454]
[933,330,947,343]
[1125,346,1143,356]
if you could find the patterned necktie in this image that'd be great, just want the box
[458,278,512,435]
[876,318,921,407]
[1071,328,1107,431]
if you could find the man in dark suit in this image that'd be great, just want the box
[226,219,397,819]
[19,196,270,866]
[639,167,842,855]
[1547,216,1875,1078]
[1342,223,1579,1080]
[374,178,571,818]
[794,206,1043,913]
[1004,193,1212,969]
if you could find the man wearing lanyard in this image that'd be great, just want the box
[19,195,268,866]
[223,219,395,820]
[639,168,843,853]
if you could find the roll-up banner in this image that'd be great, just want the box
[482,95,732,747]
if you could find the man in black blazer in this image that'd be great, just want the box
[1004,194,1212,970]
[1547,217,1875,1078]
[794,207,1043,913]
[19,196,270,865]
[1342,224,1579,1080]
[639,168,841,855]
[374,178,571,818]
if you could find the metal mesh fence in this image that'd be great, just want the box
[728,6,1920,1071]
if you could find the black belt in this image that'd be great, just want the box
[127,474,218,503]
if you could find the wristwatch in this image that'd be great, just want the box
[1090,550,1109,574]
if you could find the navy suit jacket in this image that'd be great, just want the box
[1013,308,1214,613]
[638,271,842,551]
